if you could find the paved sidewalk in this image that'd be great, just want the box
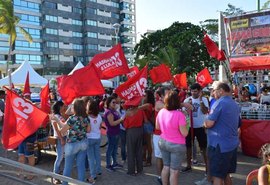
[0,144,261,185]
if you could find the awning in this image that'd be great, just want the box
[230,55,270,72]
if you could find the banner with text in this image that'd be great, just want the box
[115,66,148,100]
[224,10,270,57]
[90,43,130,79]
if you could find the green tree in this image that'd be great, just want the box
[0,0,32,74]
[134,22,218,78]
[262,0,270,9]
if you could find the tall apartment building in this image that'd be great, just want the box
[0,0,136,77]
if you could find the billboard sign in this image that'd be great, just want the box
[224,10,270,57]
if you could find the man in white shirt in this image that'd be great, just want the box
[182,83,209,175]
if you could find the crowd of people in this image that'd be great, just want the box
[0,81,270,185]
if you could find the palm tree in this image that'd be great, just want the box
[0,0,32,75]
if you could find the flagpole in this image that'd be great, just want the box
[218,11,229,83]
[8,69,12,90]
[113,23,121,88]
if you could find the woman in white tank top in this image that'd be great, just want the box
[86,99,102,183]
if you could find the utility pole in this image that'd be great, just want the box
[257,0,261,12]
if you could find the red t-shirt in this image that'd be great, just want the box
[124,109,144,129]
[144,104,154,121]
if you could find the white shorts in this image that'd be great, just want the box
[153,134,162,158]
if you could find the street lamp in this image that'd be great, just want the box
[112,23,120,44]
[112,23,121,87]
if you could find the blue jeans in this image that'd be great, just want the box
[106,135,120,167]
[119,129,126,161]
[53,138,65,174]
[87,138,101,178]
[62,139,87,185]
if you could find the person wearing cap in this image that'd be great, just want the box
[123,97,145,176]
[204,82,240,185]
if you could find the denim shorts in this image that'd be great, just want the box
[158,138,186,170]
[208,145,237,179]
[18,135,37,157]
[143,121,154,134]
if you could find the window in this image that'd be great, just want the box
[111,13,119,19]
[16,13,40,25]
[73,44,83,50]
[46,28,58,35]
[88,44,98,50]
[89,0,97,2]
[14,0,40,12]
[44,2,57,9]
[48,55,59,61]
[72,32,82,37]
[87,32,97,38]
[45,15,58,22]
[16,54,41,64]
[87,20,97,26]
[15,41,41,51]
[72,19,82,26]
[16,28,40,38]
[73,7,82,14]
[46,42,58,48]
[87,8,97,14]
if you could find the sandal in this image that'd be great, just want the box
[53,178,62,184]
[86,178,95,184]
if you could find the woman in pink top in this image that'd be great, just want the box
[156,90,189,185]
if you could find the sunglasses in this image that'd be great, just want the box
[112,101,117,104]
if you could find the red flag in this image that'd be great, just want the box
[115,66,148,100]
[173,73,188,89]
[90,43,130,79]
[40,82,50,113]
[40,82,50,127]
[57,65,105,105]
[1,87,48,149]
[149,64,172,84]
[196,68,213,88]
[203,34,226,61]
[23,72,31,96]
[126,66,139,79]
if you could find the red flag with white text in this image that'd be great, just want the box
[90,44,130,79]
[203,34,226,61]
[1,87,48,149]
[173,73,188,89]
[57,65,105,105]
[115,66,148,100]
[149,64,172,84]
[127,66,139,80]
[196,68,213,88]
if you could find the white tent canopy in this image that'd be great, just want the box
[69,62,113,88]
[0,60,48,86]
[68,61,84,75]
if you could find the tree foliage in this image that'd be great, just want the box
[0,0,32,74]
[134,22,218,78]
[262,0,270,9]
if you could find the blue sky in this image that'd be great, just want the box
[136,0,268,38]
